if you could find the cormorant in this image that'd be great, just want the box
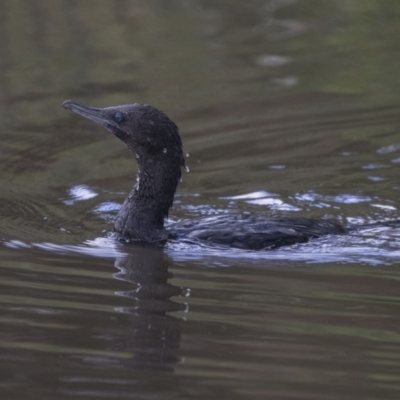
[62,100,345,250]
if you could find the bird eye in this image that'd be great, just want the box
[113,112,124,124]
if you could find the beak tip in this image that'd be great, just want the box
[62,100,72,110]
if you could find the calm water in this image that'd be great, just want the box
[1,1,400,399]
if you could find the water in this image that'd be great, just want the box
[1,1,400,398]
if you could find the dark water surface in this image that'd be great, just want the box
[1,1,400,399]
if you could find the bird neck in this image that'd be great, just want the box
[114,157,181,242]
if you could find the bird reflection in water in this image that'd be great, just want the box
[105,245,187,371]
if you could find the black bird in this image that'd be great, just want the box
[62,100,345,250]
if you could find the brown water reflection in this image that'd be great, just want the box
[1,246,400,399]
[1,0,400,399]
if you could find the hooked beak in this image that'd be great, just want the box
[62,100,124,140]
